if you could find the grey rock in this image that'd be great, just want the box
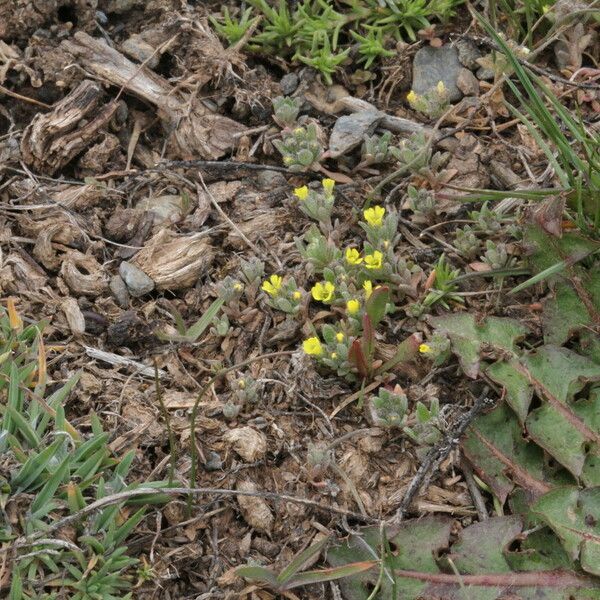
[328,110,383,158]
[455,39,483,70]
[257,169,287,190]
[280,73,299,95]
[109,274,130,308]
[118,261,155,298]
[204,451,223,471]
[476,66,495,81]
[412,45,463,102]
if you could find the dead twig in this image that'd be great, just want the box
[390,389,495,524]
[5,485,380,554]
[461,459,489,521]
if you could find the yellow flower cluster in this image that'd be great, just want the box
[261,274,282,297]
[311,281,335,303]
[364,250,383,270]
[294,185,309,201]
[345,247,362,265]
[303,337,323,355]
[322,178,335,196]
[346,299,360,315]
[363,205,385,227]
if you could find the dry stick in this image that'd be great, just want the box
[461,458,489,521]
[188,350,294,515]
[390,390,495,524]
[158,159,298,175]
[6,486,379,554]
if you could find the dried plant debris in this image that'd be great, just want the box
[1,1,599,598]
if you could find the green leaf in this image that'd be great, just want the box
[12,438,64,491]
[532,487,600,576]
[235,565,279,586]
[429,314,528,378]
[444,515,522,573]
[376,333,422,375]
[463,403,566,506]
[31,454,71,518]
[328,515,600,599]
[4,405,40,448]
[365,285,390,329]
[284,562,376,590]
[277,536,329,584]
[111,507,147,547]
[184,297,225,341]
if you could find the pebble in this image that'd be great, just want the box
[109,274,130,308]
[412,45,463,102]
[137,194,183,225]
[280,73,299,95]
[118,261,155,298]
[455,38,483,70]
[328,110,383,158]
[256,169,288,190]
[476,66,495,81]
[204,451,223,471]
[457,68,480,96]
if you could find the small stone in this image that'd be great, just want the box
[455,38,483,70]
[328,110,383,158]
[137,194,183,225]
[256,169,287,190]
[280,73,299,95]
[204,451,222,471]
[110,274,130,308]
[412,45,463,102]
[456,68,480,96]
[476,66,495,81]
[118,261,155,298]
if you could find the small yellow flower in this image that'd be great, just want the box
[363,205,385,227]
[363,280,373,299]
[407,90,418,104]
[364,250,383,270]
[330,352,338,359]
[294,127,304,135]
[311,281,335,303]
[419,343,432,354]
[283,156,293,165]
[336,332,345,342]
[436,81,445,95]
[322,178,335,196]
[233,282,244,292]
[294,185,309,201]
[345,247,363,265]
[261,274,283,297]
[292,290,302,300]
[347,299,360,315]
[238,379,246,389]
[303,337,323,356]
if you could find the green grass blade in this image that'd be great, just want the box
[277,536,329,584]
[30,479,65,519]
[184,297,225,342]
